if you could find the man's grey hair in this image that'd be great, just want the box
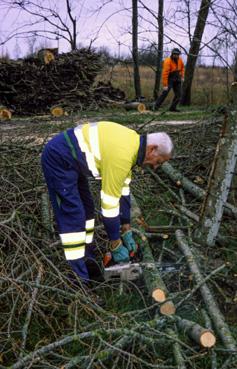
[147,132,173,155]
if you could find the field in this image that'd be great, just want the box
[98,64,233,106]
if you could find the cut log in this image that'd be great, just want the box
[0,106,12,120]
[50,105,64,117]
[37,48,56,64]
[124,101,146,113]
[175,229,236,350]
[176,317,216,348]
[140,236,169,303]
[131,194,176,314]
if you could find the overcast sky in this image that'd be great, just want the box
[0,0,233,66]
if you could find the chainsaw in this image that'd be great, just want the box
[103,244,182,282]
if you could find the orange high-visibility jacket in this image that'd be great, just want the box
[162,57,185,87]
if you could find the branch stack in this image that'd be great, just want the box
[0,49,125,115]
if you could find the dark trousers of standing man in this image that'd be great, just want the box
[155,73,182,111]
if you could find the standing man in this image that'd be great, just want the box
[41,121,173,283]
[154,48,185,112]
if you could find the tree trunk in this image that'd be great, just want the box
[72,18,77,50]
[196,83,237,246]
[153,0,164,99]
[132,0,141,99]
[234,53,237,82]
[181,0,211,105]
[66,0,77,50]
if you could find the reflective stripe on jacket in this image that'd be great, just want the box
[162,57,185,87]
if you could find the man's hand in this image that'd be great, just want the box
[110,239,130,263]
[122,230,137,253]
[163,86,168,91]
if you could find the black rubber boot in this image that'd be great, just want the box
[85,257,105,283]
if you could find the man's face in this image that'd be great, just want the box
[172,53,179,61]
[143,146,171,170]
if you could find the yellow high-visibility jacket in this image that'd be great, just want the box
[73,121,142,240]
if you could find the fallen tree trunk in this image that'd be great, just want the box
[175,230,236,351]
[161,162,237,217]
[175,316,216,348]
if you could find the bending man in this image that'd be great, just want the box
[41,121,173,282]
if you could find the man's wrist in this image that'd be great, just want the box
[110,239,122,251]
[121,224,131,234]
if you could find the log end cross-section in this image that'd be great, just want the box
[0,106,12,120]
[200,330,216,348]
[152,288,166,303]
[160,301,176,316]
[50,106,64,117]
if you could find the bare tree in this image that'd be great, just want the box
[153,0,164,99]
[132,0,141,99]
[0,0,79,50]
[181,0,212,105]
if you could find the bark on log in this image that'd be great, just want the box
[124,102,146,112]
[166,328,187,369]
[175,230,236,350]
[41,192,53,237]
[175,316,216,348]
[161,162,237,217]
[131,194,176,314]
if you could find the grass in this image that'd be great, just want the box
[98,64,232,106]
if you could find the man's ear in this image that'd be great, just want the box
[150,144,158,154]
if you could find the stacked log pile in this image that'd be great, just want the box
[0,49,125,115]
